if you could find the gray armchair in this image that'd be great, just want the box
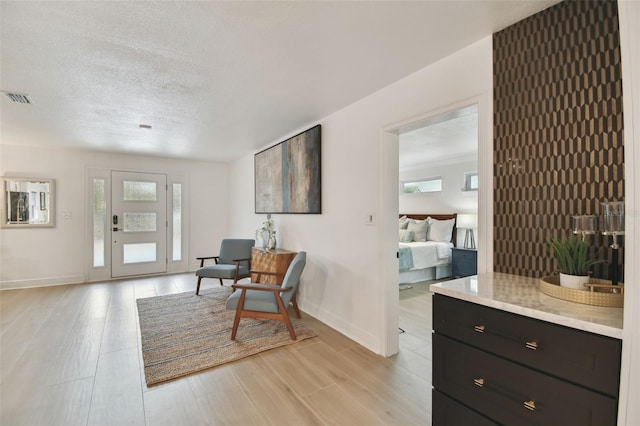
[226,251,307,340]
[195,239,255,295]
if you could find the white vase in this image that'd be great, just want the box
[559,273,590,290]
[261,231,270,249]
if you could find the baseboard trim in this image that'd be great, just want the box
[300,296,380,354]
[0,275,85,291]
[1,270,198,290]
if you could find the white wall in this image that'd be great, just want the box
[229,37,493,353]
[0,144,230,289]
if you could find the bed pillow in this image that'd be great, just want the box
[427,217,455,243]
[407,219,429,242]
[399,216,409,230]
[399,229,414,242]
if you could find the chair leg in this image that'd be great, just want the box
[291,293,302,319]
[282,313,296,340]
[219,278,224,287]
[231,290,246,340]
[275,295,297,340]
[196,276,202,295]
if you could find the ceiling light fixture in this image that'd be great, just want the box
[139,124,152,129]
[2,91,32,104]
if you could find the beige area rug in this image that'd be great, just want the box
[136,286,317,386]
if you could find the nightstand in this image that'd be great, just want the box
[451,248,477,278]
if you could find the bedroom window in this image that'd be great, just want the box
[462,172,478,191]
[401,177,442,194]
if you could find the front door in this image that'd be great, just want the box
[111,171,167,278]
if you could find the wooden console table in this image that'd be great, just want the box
[250,248,297,284]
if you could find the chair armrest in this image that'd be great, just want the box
[249,270,282,277]
[232,257,251,268]
[232,283,292,292]
[249,269,284,284]
[232,258,251,280]
[196,256,219,267]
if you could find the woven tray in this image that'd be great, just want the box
[538,276,624,308]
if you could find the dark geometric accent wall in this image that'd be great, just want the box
[493,0,624,280]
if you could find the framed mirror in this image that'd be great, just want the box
[1,177,55,228]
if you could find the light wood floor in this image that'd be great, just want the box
[0,274,434,425]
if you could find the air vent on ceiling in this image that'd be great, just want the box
[2,92,32,104]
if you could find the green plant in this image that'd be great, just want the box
[548,236,604,276]
[255,216,275,243]
[257,217,274,234]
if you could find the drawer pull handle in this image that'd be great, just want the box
[525,340,538,350]
[474,325,485,333]
[524,400,536,411]
[473,378,485,387]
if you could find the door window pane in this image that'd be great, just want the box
[123,212,157,232]
[172,183,182,261]
[123,243,157,264]
[123,181,157,201]
[93,178,105,267]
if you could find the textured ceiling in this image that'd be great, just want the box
[1,1,558,163]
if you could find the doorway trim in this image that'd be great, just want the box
[378,94,491,356]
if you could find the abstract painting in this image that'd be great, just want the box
[255,125,321,214]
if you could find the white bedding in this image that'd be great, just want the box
[399,241,452,270]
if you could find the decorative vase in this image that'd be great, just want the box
[261,231,270,249]
[268,232,277,250]
[559,273,590,290]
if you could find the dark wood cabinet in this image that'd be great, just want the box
[432,390,497,426]
[451,248,477,278]
[432,294,622,426]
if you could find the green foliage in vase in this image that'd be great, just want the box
[548,236,605,276]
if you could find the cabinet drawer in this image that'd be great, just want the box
[433,389,497,426]
[433,295,621,396]
[433,334,618,426]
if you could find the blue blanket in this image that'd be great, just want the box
[399,246,414,272]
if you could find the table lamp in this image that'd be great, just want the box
[457,213,478,249]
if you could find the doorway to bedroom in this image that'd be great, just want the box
[394,102,479,361]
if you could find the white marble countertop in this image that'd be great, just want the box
[430,272,624,339]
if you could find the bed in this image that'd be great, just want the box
[399,213,457,284]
